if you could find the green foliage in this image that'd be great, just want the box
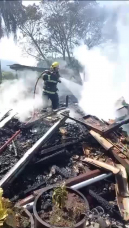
[52,183,68,209]
[18,4,50,66]
[2,71,15,80]
[0,0,23,38]
[18,1,108,69]
[20,4,42,25]
[0,188,16,227]
[0,188,30,228]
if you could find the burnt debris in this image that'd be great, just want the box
[0,104,129,228]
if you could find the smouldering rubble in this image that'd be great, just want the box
[0,104,129,228]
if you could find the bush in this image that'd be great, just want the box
[2,71,16,80]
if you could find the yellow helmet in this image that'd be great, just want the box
[51,62,59,68]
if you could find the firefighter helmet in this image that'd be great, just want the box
[51,62,59,68]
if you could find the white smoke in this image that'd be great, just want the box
[74,3,129,121]
[74,45,118,120]
[0,70,44,122]
[61,78,82,100]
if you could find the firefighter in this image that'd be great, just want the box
[42,62,61,110]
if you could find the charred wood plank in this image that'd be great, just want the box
[35,149,67,165]
[23,117,46,129]
[83,127,129,172]
[0,111,17,128]
[0,115,48,155]
[115,164,129,221]
[10,180,46,202]
[111,149,129,172]
[89,130,113,150]
[83,158,119,174]
[0,109,12,122]
[0,116,67,187]
[66,95,69,107]
[89,190,121,218]
[39,139,82,157]
[84,158,129,221]
[53,165,70,178]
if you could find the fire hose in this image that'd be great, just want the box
[33,74,43,101]
[31,73,43,120]
[0,73,67,155]
[29,72,63,119]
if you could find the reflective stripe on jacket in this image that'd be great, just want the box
[43,90,56,94]
[42,70,59,93]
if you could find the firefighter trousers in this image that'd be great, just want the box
[43,92,59,110]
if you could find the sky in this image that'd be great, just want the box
[0,0,127,68]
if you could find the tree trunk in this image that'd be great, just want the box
[66,45,72,66]
[63,50,65,60]
[30,35,50,67]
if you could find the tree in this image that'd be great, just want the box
[18,0,109,82]
[19,1,106,65]
[42,1,80,63]
[41,1,88,62]
[82,4,107,48]
[18,4,50,66]
[41,1,108,62]
[0,0,23,38]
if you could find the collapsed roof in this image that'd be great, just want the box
[8,64,47,72]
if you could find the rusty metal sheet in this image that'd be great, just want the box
[102,115,129,135]
[62,113,129,135]
[83,115,109,133]
[62,114,108,134]
[83,115,129,135]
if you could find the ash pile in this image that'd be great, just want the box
[0,101,129,228]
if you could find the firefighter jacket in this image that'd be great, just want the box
[42,70,60,94]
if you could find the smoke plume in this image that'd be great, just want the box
[74,3,129,121]
[0,71,44,122]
